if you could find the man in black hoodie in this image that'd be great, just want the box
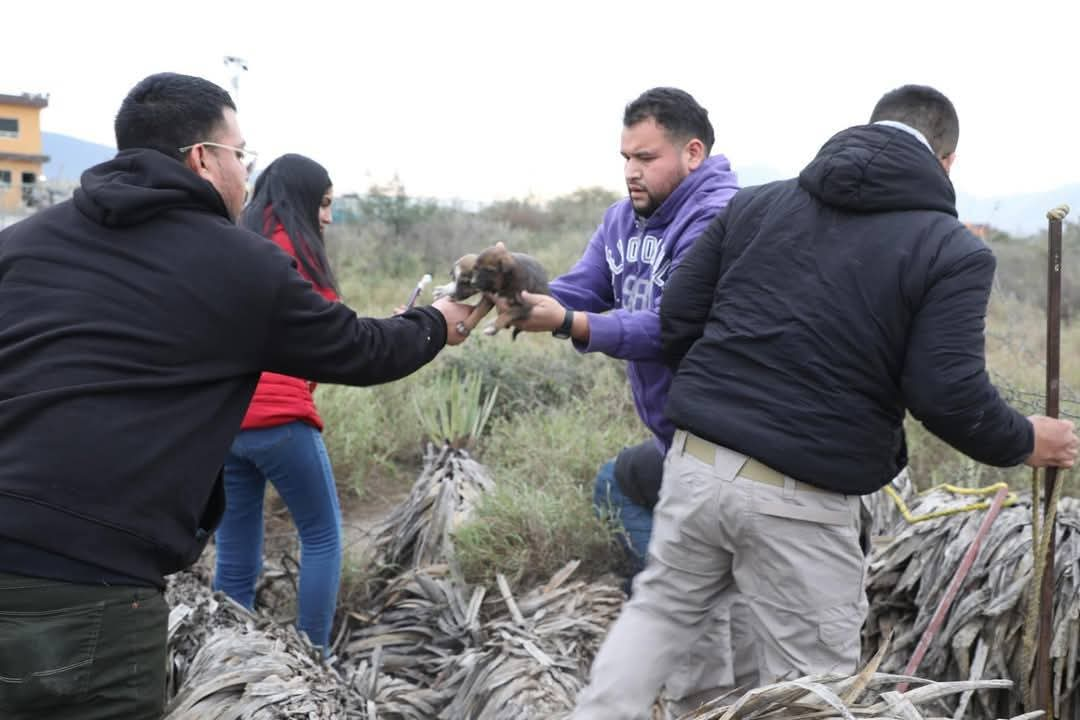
[0,73,473,720]
[571,85,1079,718]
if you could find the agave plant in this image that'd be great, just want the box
[413,369,499,450]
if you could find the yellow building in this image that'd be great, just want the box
[0,92,50,212]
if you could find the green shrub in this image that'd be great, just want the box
[454,358,643,591]
[317,380,426,499]
[453,477,622,590]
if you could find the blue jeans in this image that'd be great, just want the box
[593,460,653,581]
[213,421,342,651]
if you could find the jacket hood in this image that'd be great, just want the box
[74,148,230,227]
[645,154,739,226]
[797,124,957,216]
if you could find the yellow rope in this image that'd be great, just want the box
[1022,468,1067,717]
[883,482,1018,524]
[1023,469,1044,709]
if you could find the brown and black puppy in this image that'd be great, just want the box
[432,253,497,336]
[472,242,550,338]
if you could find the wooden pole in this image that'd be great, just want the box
[1034,206,1066,718]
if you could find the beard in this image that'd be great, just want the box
[628,187,663,219]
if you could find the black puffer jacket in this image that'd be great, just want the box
[660,124,1032,494]
[0,149,447,586]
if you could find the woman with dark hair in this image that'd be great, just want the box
[213,153,343,654]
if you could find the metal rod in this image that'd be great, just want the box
[1035,208,1065,718]
[897,486,1010,693]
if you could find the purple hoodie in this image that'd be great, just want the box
[549,155,739,448]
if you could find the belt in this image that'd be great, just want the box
[682,432,829,495]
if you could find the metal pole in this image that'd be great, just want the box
[1035,204,1068,718]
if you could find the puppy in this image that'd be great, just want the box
[432,253,497,337]
[471,242,550,338]
[432,254,481,302]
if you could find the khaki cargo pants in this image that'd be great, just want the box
[663,589,757,717]
[573,430,868,720]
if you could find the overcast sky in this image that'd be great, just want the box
[6,0,1079,202]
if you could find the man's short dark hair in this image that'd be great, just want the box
[114,73,236,161]
[624,87,715,155]
[870,84,959,158]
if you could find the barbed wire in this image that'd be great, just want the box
[992,376,1080,420]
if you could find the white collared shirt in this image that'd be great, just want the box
[873,120,934,155]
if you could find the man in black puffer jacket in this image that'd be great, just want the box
[570,85,1079,719]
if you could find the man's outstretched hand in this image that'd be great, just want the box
[431,297,476,345]
[493,291,566,333]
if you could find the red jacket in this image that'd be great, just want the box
[241,225,338,431]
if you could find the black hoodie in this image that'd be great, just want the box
[660,125,1032,494]
[0,149,447,586]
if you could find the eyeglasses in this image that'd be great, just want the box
[178,142,258,172]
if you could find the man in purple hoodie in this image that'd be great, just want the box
[500,87,749,713]
[511,87,738,448]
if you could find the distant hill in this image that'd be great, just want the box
[42,132,114,182]
[730,163,784,189]
[957,185,1080,237]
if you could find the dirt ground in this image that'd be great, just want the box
[242,482,408,563]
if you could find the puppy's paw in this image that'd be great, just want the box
[432,281,456,300]
[482,322,499,336]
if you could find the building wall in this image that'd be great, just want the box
[0,158,44,210]
[0,101,46,211]
[0,103,44,154]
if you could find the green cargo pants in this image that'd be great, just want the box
[0,571,167,720]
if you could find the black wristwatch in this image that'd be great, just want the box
[552,309,575,339]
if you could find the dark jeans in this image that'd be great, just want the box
[0,572,167,720]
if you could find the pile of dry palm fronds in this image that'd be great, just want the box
[342,564,481,686]
[679,670,1023,720]
[164,444,624,719]
[864,490,1080,719]
[676,639,1043,720]
[426,561,624,719]
[368,443,494,576]
[338,559,624,719]
[165,570,347,719]
[165,444,1058,719]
